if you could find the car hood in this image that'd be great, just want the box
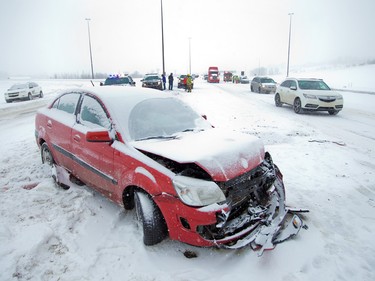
[262,83,276,86]
[303,89,341,97]
[131,129,265,182]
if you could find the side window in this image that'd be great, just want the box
[56,93,81,114]
[290,80,297,88]
[79,95,111,129]
[280,80,290,88]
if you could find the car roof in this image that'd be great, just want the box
[287,78,323,81]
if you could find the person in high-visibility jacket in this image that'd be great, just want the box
[186,74,193,92]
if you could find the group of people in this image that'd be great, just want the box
[161,73,193,92]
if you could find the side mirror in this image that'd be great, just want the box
[86,129,113,143]
[290,86,297,90]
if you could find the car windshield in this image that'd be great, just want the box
[298,80,331,90]
[10,84,27,90]
[128,98,211,141]
[144,75,160,81]
[260,78,275,83]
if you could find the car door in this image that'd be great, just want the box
[278,80,290,104]
[71,93,116,196]
[46,92,81,171]
[286,80,298,104]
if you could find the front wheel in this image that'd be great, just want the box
[275,93,282,107]
[250,85,254,92]
[293,97,302,114]
[39,91,43,98]
[28,93,33,100]
[134,191,168,246]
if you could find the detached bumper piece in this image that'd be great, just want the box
[222,179,307,255]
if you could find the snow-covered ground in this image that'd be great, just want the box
[0,65,374,281]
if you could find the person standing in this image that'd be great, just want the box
[186,74,193,93]
[168,73,174,90]
[162,73,166,90]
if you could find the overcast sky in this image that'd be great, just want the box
[0,0,374,77]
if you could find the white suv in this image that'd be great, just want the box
[274,78,343,115]
[4,82,43,103]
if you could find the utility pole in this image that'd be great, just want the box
[160,0,165,75]
[85,18,94,79]
[286,13,294,77]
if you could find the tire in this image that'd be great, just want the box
[275,93,282,107]
[134,191,168,246]
[293,97,302,114]
[258,87,261,93]
[250,85,254,92]
[328,109,339,115]
[41,142,54,166]
[28,93,33,100]
[39,91,43,98]
[41,143,70,190]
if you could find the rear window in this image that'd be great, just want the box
[104,77,130,85]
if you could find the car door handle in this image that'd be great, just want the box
[73,135,81,142]
[47,120,52,128]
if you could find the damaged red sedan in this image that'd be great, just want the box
[35,87,306,253]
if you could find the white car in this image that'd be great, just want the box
[4,82,43,103]
[274,78,343,115]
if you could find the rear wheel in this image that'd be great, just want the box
[275,93,282,107]
[293,97,302,114]
[134,191,168,246]
[41,143,69,190]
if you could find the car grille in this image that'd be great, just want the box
[318,96,336,102]
[8,93,19,97]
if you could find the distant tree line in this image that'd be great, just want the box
[51,71,144,79]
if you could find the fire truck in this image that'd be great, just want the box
[207,66,220,83]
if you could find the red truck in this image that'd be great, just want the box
[207,66,220,83]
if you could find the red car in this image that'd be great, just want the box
[35,87,305,252]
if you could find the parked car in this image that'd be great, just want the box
[274,78,344,115]
[141,74,163,90]
[251,77,277,93]
[239,75,250,84]
[177,74,194,89]
[35,87,306,251]
[4,82,43,103]
[101,75,135,86]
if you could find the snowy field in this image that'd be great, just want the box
[0,65,374,281]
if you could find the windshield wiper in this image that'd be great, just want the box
[136,135,177,141]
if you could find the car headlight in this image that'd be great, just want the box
[336,95,343,100]
[303,93,317,99]
[173,175,226,207]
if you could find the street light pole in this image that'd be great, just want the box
[188,37,191,74]
[160,0,166,75]
[286,13,294,77]
[85,18,94,79]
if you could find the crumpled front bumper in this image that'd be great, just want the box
[215,177,308,255]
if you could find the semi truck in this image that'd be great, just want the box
[207,66,220,83]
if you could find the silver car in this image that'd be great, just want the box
[4,82,43,103]
[250,76,277,93]
[274,78,344,115]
